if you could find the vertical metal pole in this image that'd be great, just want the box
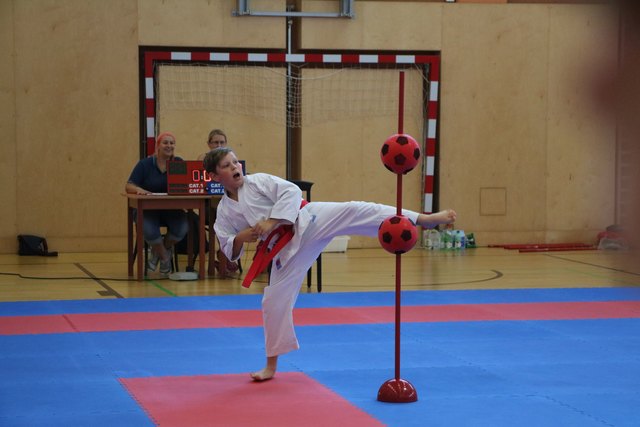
[398,72,405,135]
[395,71,405,381]
[377,69,417,404]
[285,15,293,180]
[395,250,401,380]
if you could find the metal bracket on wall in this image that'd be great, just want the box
[233,0,354,18]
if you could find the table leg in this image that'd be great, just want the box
[198,200,205,279]
[208,199,216,276]
[127,205,134,277]
[187,215,194,269]
[136,206,144,281]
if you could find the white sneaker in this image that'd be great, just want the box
[147,252,160,272]
[159,247,173,274]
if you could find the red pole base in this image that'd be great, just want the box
[377,378,418,403]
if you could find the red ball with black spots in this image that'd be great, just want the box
[378,215,418,254]
[380,133,421,175]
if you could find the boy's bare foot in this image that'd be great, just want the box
[417,209,457,228]
[251,355,278,382]
[250,367,276,382]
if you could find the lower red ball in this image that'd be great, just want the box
[378,215,418,254]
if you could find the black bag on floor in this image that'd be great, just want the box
[17,235,58,257]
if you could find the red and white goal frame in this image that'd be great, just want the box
[139,46,441,214]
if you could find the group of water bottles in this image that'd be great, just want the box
[424,224,475,250]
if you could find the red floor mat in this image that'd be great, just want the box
[120,372,384,427]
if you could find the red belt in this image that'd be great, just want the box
[242,199,308,288]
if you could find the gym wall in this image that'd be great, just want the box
[0,0,615,252]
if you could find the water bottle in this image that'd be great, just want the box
[425,230,433,250]
[442,225,454,250]
[465,233,476,248]
[453,230,462,249]
[426,229,441,250]
[454,230,466,250]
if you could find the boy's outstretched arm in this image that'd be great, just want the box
[416,209,457,229]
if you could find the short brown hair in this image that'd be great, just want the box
[203,147,234,174]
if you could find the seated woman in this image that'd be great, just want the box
[197,128,228,160]
[125,132,188,274]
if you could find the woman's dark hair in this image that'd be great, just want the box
[203,147,234,173]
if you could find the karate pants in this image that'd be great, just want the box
[262,201,420,357]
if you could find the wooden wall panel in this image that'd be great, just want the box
[545,5,616,241]
[138,0,285,48]
[0,0,618,253]
[439,4,614,245]
[0,0,17,252]
[300,1,443,50]
[617,7,640,244]
[11,0,139,252]
[440,5,551,244]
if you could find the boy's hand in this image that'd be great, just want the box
[253,219,281,237]
[237,227,260,244]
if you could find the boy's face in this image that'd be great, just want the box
[211,152,244,190]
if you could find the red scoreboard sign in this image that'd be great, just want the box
[167,160,225,195]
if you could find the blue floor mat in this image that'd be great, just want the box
[1,287,639,426]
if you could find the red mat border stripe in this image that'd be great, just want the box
[1,301,639,335]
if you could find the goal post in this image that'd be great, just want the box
[139,47,440,216]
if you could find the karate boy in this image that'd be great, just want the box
[204,147,456,381]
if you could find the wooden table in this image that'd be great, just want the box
[126,194,212,281]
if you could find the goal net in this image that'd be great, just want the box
[157,62,430,130]
[154,60,435,249]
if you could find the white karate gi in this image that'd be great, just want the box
[214,173,420,357]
